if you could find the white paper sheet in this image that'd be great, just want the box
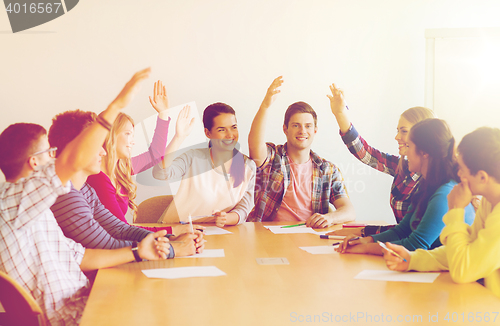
[178,249,225,258]
[203,226,233,235]
[354,270,440,283]
[299,245,339,254]
[142,266,226,279]
[263,225,329,235]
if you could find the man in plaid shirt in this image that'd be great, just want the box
[247,76,355,227]
[0,69,174,325]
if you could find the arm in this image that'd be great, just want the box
[51,185,149,249]
[56,68,151,184]
[87,173,128,222]
[153,150,193,180]
[373,185,451,251]
[327,83,351,134]
[227,159,256,225]
[439,181,500,283]
[131,116,170,175]
[80,230,170,271]
[306,197,355,228]
[159,105,195,169]
[248,76,283,167]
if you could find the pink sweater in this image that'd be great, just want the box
[87,116,172,233]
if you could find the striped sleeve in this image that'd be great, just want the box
[51,183,151,249]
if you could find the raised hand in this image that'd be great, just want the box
[175,105,195,139]
[109,67,151,111]
[260,76,283,110]
[326,83,347,117]
[383,242,411,271]
[149,80,169,113]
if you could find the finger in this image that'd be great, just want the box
[154,81,158,96]
[163,85,166,97]
[149,96,156,107]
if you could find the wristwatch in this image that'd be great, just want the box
[131,241,142,262]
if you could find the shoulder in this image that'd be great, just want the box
[434,180,458,195]
[310,150,340,171]
[241,153,257,172]
[87,172,114,190]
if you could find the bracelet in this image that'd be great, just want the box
[131,241,142,262]
[96,114,113,131]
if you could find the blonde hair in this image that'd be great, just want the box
[397,106,437,173]
[102,112,138,217]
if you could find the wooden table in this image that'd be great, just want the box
[80,223,500,326]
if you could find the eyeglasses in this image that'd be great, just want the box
[30,147,57,158]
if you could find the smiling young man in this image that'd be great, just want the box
[247,76,355,227]
[383,127,500,298]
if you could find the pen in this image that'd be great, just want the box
[281,223,306,228]
[320,235,345,240]
[377,241,407,262]
[188,215,194,234]
[331,241,342,246]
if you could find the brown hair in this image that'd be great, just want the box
[283,102,317,128]
[0,123,46,180]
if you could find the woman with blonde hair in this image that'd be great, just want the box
[87,81,197,235]
[327,84,436,237]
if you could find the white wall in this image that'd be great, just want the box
[1,0,500,223]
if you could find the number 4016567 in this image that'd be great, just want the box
[5,3,62,14]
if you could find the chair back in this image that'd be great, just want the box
[0,271,46,326]
[135,195,173,223]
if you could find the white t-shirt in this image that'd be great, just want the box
[153,148,256,224]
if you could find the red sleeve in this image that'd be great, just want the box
[87,172,128,223]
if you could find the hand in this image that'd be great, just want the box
[171,224,206,236]
[137,230,170,260]
[471,195,482,211]
[326,227,363,237]
[170,233,197,257]
[335,234,373,254]
[109,67,151,111]
[175,105,195,139]
[326,83,347,117]
[193,230,206,254]
[306,213,332,228]
[448,179,472,210]
[383,242,411,271]
[149,80,169,113]
[260,76,283,110]
[214,211,227,227]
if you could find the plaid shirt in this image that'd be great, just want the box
[250,143,348,222]
[341,124,421,222]
[0,161,89,325]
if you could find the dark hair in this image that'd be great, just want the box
[203,102,244,188]
[0,123,47,180]
[48,110,97,157]
[408,119,457,226]
[458,127,500,181]
[284,102,317,128]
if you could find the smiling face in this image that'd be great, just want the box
[395,116,414,156]
[283,112,317,151]
[406,138,425,175]
[204,113,238,152]
[115,120,135,159]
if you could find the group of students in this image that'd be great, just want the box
[0,68,499,325]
